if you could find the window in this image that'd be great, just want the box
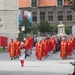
[40,12,45,21]
[48,12,53,21]
[57,0,63,6]
[31,0,37,7]
[58,11,63,21]
[67,11,72,21]
[32,12,37,22]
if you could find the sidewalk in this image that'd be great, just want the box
[0,60,74,73]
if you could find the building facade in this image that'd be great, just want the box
[0,0,18,42]
[19,0,75,30]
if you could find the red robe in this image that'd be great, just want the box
[68,38,74,53]
[60,41,67,58]
[15,41,20,57]
[50,37,56,50]
[29,37,34,49]
[67,40,72,56]
[48,39,53,52]
[35,41,43,60]
[42,40,48,56]
[24,37,30,50]
[73,39,75,49]
[8,42,15,58]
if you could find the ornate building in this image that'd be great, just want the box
[19,0,75,30]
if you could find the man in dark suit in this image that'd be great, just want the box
[68,62,75,75]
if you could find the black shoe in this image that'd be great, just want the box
[17,56,19,58]
[65,57,67,59]
[70,54,72,56]
[21,65,24,67]
[30,52,32,54]
[39,59,41,61]
[14,57,16,59]
[63,58,65,60]
[27,55,30,57]
[11,58,13,60]
[54,51,55,53]
[68,74,71,75]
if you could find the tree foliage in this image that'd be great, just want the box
[38,20,51,33]
[19,16,32,34]
[65,25,72,35]
[65,0,75,10]
[53,23,59,34]
[31,26,38,34]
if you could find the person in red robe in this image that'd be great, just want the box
[8,39,15,60]
[45,35,53,54]
[48,38,53,52]
[35,40,43,60]
[24,37,29,50]
[14,38,20,58]
[24,37,30,58]
[42,38,48,57]
[60,38,67,59]
[67,39,72,57]
[50,36,56,53]
[67,37,74,57]
[29,36,34,49]
[69,37,74,55]
[28,36,34,54]
[73,37,75,51]
[24,35,32,57]
[45,35,51,55]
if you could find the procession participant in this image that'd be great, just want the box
[14,38,20,58]
[24,38,27,58]
[68,37,74,55]
[73,37,75,53]
[46,39,50,56]
[50,35,56,53]
[35,39,43,60]
[67,37,73,57]
[60,38,67,59]
[8,39,15,60]
[46,35,53,54]
[55,36,59,52]
[57,37,62,51]
[42,38,48,57]
[45,35,51,54]
[46,35,50,40]
[48,38,54,53]
[45,35,50,55]
[24,34,31,57]
[29,35,34,54]
[33,35,37,47]
[19,42,25,67]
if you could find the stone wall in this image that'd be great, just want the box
[0,0,18,43]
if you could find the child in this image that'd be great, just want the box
[19,42,25,67]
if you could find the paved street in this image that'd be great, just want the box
[0,48,75,60]
[0,49,75,75]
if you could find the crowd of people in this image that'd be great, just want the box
[8,34,75,66]
[35,35,75,60]
[8,34,34,67]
